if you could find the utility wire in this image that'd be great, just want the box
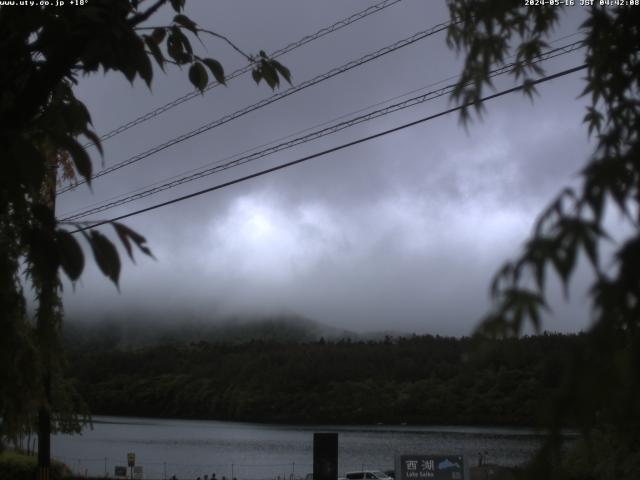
[58,20,452,195]
[59,42,584,222]
[86,0,403,148]
[67,64,588,234]
[59,33,585,219]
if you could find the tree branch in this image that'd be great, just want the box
[144,49,179,66]
[136,25,252,61]
[127,0,168,27]
[197,28,252,61]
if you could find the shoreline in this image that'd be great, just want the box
[80,414,578,437]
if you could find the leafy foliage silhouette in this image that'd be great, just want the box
[0,0,290,468]
[446,1,639,478]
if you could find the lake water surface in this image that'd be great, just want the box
[52,416,548,479]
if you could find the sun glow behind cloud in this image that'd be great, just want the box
[202,179,534,287]
[205,195,348,283]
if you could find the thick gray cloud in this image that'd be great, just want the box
[56,1,602,335]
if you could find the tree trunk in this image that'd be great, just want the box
[37,398,51,480]
[36,164,58,480]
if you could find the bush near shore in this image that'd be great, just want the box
[0,451,71,480]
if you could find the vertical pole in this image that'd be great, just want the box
[37,400,51,480]
[313,433,338,480]
[164,462,167,480]
[231,463,234,480]
[37,162,58,480]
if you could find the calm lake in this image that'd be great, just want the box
[52,416,549,479]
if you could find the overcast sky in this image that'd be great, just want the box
[54,0,601,335]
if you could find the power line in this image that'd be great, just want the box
[59,42,584,222]
[66,64,587,234]
[58,20,452,195]
[60,32,585,220]
[87,0,403,148]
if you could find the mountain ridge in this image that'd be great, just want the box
[63,312,406,350]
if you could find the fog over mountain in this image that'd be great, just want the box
[53,1,603,336]
[63,311,421,350]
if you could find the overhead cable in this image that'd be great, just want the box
[58,20,452,194]
[59,41,585,222]
[87,0,404,147]
[67,64,588,234]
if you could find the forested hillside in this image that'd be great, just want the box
[67,333,581,426]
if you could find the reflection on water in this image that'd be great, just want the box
[52,416,549,479]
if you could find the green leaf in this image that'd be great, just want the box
[169,0,185,12]
[189,62,208,91]
[522,79,538,101]
[167,31,182,63]
[83,128,103,156]
[582,227,599,270]
[85,230,121,287]
[58,135,93,186]
[113,224,133,262]
[134,36,154,87]
[584,106,603,137]
[112,222,154,262]
[524,237,556,292]
[56,229,85,282]
[260,59,278,90]
[202,58,225,85]
[174,14,197,34]
[501,288,548,333]
[251,68,261,85]
[68,100,92,131]
[271,59,292,85]
[490,262,515,298]
[144,34,165,71]
[173,26,193,55]
[151,27,166,44]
